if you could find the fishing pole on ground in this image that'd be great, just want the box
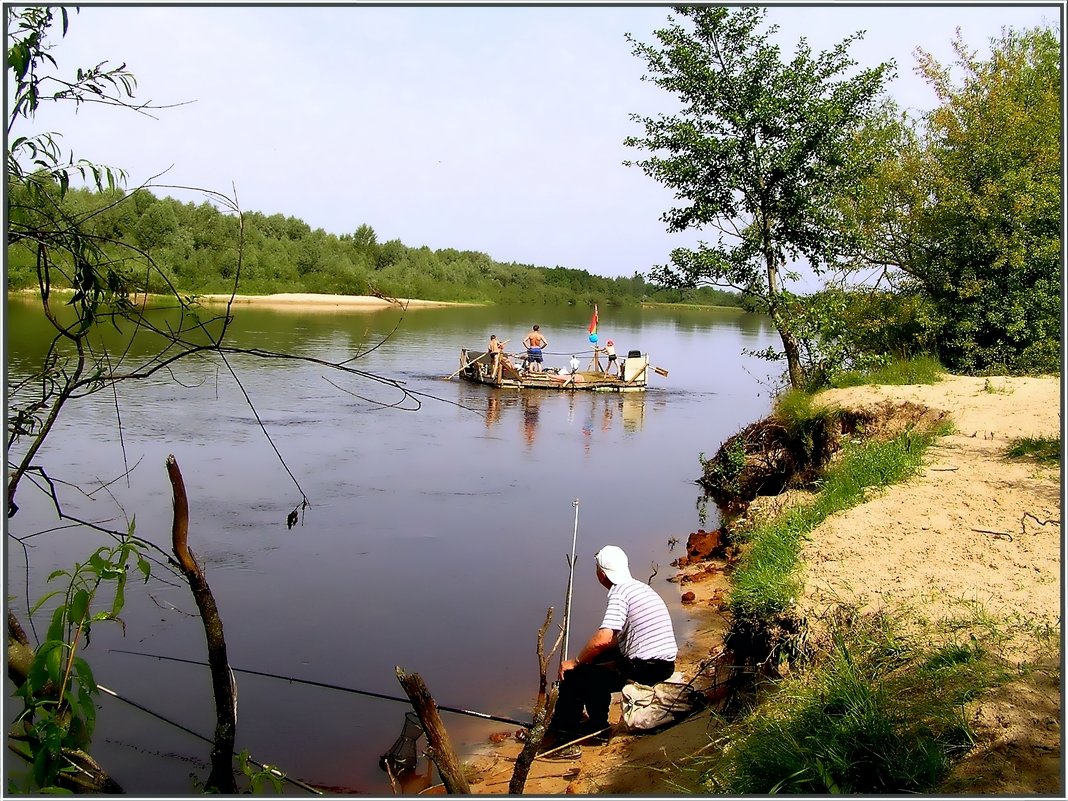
[559,497,580,675]
[109,649,529,728]
[94,683,323,795]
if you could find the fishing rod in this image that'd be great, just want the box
[559,497,580,673]
[95,683,323,795]
[109,649,529,728]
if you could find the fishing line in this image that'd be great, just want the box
[109,649,529,728]
[95,683,322,795]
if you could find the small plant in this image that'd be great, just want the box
[9,524,150,792]
[981,378,1013,395]
[1006,436,1060,464]
[237,750,286,794]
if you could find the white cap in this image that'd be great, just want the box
[595,545,632,584]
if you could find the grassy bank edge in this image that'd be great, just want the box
[686,375,1059,794]
[727,420,951,623]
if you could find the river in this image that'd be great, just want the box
[4,296,779,794]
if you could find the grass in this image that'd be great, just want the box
[1005,436,1060,464]
[831,354,944,388]
[695,609,1033,794]
[728,421,951,623]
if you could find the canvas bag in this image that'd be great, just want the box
[620,676,697,731]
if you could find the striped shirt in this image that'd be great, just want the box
[600,579,678,661]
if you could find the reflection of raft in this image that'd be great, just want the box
[457,347,653,392]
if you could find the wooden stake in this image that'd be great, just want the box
[395,668,471,794]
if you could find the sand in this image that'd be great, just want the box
[465,373,1062,795]
[195,292,479,309]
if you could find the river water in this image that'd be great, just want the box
[4,296,778,794]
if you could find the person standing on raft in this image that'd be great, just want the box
[523,325,548,373]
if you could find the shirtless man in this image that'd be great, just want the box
[523,325,548,373]
[487,334,507,380]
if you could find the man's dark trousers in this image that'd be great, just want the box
[550,650,675,735]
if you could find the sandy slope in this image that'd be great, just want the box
[466,374,1062,795]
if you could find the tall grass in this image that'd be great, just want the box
[729,423,951,623]
[698,611,1022,794]
[831,354,944,388]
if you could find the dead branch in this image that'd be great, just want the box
[535,606,563,710]
[1022,512,1059,531]
[972,528,1014,542]
[508,683,559,794]
[394,668,470,794]
[166,455,237,793]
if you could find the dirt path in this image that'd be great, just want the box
[464,374,1061,795]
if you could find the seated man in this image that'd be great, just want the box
[546,545,678,758]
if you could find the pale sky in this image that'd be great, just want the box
[11,2,1060,280]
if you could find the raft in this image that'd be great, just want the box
[456,347,653,393]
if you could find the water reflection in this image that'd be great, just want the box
[477,389,646,450]
[6,299,778,795]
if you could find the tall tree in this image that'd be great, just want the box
[842,26,1061,374]
[625,6,893,388]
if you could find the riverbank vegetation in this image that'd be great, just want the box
[688,364,1058,794]
[688,360,1060,795]
[4,181,742,308]
[703,369,952,627]
[695,608,1051,794]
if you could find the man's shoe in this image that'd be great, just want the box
[577,722,611,744]
[542,743,583,761]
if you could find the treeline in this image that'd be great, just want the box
[4,184,742,309]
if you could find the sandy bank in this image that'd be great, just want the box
[196,292,481,309]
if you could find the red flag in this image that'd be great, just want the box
[588,304,598,335]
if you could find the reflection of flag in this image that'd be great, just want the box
[588,305,598,335]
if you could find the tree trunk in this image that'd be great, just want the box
[508,683,558,795]
[167,455,237,794]
[764,242,805,389]
[395,668,471,794]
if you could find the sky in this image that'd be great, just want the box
[11,2,1060,281]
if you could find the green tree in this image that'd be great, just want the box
[843,26,1061,374]
[625,6,893,388]
[352,222,378,249]
[134,199,178,252]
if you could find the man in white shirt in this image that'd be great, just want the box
[546,545,677,754]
